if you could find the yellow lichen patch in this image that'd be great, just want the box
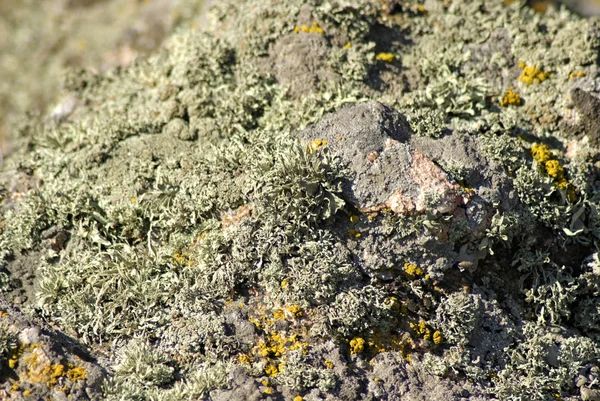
[433,330,444,345]
[531,144,571,190]
[272,309,285,320]
[403,262,423,277]
[130,197,136,203]
[307,139,328,154]
[0,310,8,318]
[518,62,549,85]
[295,21,324,35]
[286,305,303,318]
[410,320,434,341]
[375,52,395,63]
[344,43,352,49]
[238,353,253,364]
[43,364,66,386]
[348,228,361,238]
[531,143,552,164]
[349,337,365,355]
[263,387,274,394]
[544,160,565,180]
[171,252,194,267]
[349,215,360,224]
[280,280,289,289]
[324,360,334,369]
[569,71,587,79]
[66,366,87,382]
[8,343,27,369]
[414,4,427,13]
[22,389,31,396]
[499,88,522,107]
[294,396,304,401]
[265,364,279,377]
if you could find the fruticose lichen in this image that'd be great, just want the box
[2,0,600,400]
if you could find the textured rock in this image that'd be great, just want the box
[298,101,465,216]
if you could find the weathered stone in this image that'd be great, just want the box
[298,101,465,216]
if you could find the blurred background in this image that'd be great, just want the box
[0,0,598,162]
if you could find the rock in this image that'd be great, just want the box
[298,101,465,216]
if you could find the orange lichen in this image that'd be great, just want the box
[500,88,522,107]
[518,62,549,85]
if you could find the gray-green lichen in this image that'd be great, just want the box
[2,0,600,400]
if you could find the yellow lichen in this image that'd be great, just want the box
[22,390,31,397]
[544,160,565,180]
[344,43,352,49]
[280,280,289,289]
[295,21,324,35]
[499,88,522,107]
[349,215,360,224]
[349,337,365,355]
[286,305,303,318]
[43,364,66,386]
[348,228,361,238]
[518,62,549,85]
[531,143,551,164]
[403,262,423,277]
[263,387,274,394]
[272,309,285,320]
[569,71,586,79]
[265,364,279,377]
[411,320,433,341]
[66,366,87,382]
[375,52,395,63]
[294,397,304,401]
[433,330,443,345]
[307,139,328,154]
[238,354,252,364]
[324,360,334,369]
